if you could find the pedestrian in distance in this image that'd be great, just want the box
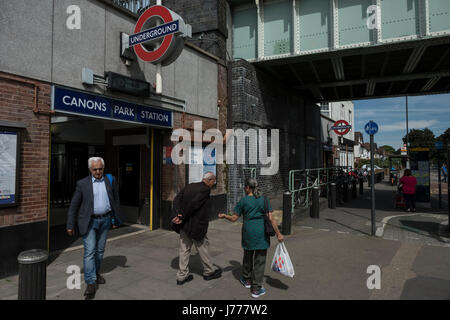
[442,163,448,183]
[399,169,417,212]
[218,178,284,298]
[172,172,222,285]
[66,157,121,298]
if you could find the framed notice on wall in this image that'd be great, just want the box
[0,128,20,207]
[188,146,216,184]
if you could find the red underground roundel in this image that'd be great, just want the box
[133,6,175,63]
[332,120,351,136]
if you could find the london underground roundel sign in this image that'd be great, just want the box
[331,120,352,136]
[130,5,190,66]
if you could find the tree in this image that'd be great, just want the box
[380,145,396,154]
[403,128,436,149]
[434,127,450,164]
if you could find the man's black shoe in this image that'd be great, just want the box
[84,284,97,296]
[96,274,106,285]
[177,274,194,285]
[203,269,222,281]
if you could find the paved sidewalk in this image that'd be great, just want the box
[1,204,450,300]
[293,180,450,247]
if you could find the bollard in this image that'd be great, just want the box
[352,179,357,198]
[18,249,48,300]
[310,187,320,219]
[282,191,292,235]
[359,178,364,195]
[343,181,349,202]
[329,183,336,209]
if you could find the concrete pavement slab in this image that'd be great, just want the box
[1,199,450,300]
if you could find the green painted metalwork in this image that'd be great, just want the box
[288,167,334,213]
[381,0,420,40]
[338,0,373,46]
[231,0,449,60]
[264,0,293,56]
[243,167,257,179]
[429,0,450,34]
[233,7,258,60]
[299,0,331,52]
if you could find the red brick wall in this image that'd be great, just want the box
[0,72,51,227]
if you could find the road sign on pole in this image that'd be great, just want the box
[364,120,378,136]
[365,121,378,236]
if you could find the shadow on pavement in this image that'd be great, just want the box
[170,253,210,277]
[400,276,450,300]
[222,260,242,281]
[47,224,143,266]
[325,218,371,235]
[397,220,445,243]
[264,275,289,290]
[101,255,130,273]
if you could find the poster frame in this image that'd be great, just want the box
[0,126,21,208]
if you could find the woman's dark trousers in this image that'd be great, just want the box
[403,193,416,210]
[242,249,267,291]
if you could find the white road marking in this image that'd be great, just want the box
[375,213,420,237]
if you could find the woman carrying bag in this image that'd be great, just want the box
[218,178,284,298]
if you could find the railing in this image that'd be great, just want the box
[243,167,257,179]
[110,0,151,14]
[288,166,355,213]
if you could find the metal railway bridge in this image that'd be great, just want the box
[229,0,450,101]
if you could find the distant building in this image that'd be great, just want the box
[319,101,355,168]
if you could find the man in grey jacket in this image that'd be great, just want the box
[67,157,120,297]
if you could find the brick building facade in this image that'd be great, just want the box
[228,60,321,209]
[0,0,228,278]
[0,72,53,275]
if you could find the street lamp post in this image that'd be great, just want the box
[406,96,410,169]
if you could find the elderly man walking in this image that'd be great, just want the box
[67,157,121,297]
[172,172,222,285]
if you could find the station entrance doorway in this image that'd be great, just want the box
[49,115,161,252]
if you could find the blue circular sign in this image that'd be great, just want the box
[364,121,378,135]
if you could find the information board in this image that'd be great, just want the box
[0,128,20,207]
[409,148,430,202]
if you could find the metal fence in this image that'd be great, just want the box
[288,166,355,213]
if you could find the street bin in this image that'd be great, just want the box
[17,249,48,300]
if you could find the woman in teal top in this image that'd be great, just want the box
[218,178,283,298]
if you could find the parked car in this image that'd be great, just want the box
[361,164,382,171]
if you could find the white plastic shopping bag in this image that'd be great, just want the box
[271,242,295,278]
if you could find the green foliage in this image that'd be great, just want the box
[402,127,450,165]
[379,145,395,154]
[402,128,436,149]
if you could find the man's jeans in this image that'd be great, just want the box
[83,215,111,284]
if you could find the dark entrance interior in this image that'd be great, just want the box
[48,116,153,253]
[118,145,140,207]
